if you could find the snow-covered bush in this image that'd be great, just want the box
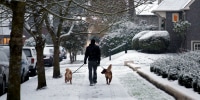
[173,20,191,33]
[150,56,181,80]
[132,31,170,53]
[197,79,200,93]
[177,60,199,88]
[179,50,200,63]
[166,57,184,80]
[132,31,149,50]
[150,50,200,91]
[24,34,46,47]
[99,33,125,57]
[99,21,156,57]
[24,37,36,47]
[173,20,191,49]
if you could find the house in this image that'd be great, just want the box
[0,18,48,45]
[135,1,159,29]
[0,19,11,44]
[152,0,200,52]
[0,24,31,45]
[0,18,31,45]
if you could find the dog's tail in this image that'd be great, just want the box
[107,64,112,72]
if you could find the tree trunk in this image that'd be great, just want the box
[74,53,77,61]
[180,33,186,52]
[128,0,136,21]
[7,1,25,100]
[72,52,76,62]
[35,37,47,89]
[69,50,73,63]
[53,41,61,78]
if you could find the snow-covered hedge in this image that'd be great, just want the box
[132,31,170,53]
[24,37,36,47]
[99,21,157,57]
[150,51,200,93]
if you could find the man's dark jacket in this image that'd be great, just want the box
[84,43,101,64]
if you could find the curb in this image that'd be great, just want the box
[125,62,194,100]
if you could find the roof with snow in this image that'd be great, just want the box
[136,1,158,15]
[152,0,194,12]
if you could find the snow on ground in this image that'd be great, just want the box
[2,50,199,100]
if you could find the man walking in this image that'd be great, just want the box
[84,39,101,86]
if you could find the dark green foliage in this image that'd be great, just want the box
[139,37,169,53]
[61,33,87,62]
[99,21,158,57]
[150,50,200,92]
[192,79,198,92]
[100,35,126,57]
[132,31,170,53]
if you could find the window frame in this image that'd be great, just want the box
[191,41,200,51]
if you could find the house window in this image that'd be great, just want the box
[4,38,10,44]
[0,38,10,44]
[191,41,200,51]
[172,13,179,22]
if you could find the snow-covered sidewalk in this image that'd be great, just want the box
[0,51,176,100]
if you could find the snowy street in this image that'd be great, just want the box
[0,50,176,100]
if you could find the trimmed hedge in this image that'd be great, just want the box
[150,51,200,93]
[132,31,170,53]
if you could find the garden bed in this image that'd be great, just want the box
[150,51,200,93]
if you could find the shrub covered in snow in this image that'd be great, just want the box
[173,20,191,34]
[150,50,200,92]
[99,21,157,57]
[24,37,36,47]
[132,31,149,50]
[132,31,170,53]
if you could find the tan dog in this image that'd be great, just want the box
[101,64,112,85]
[65,68,72,84]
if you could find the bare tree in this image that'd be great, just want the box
[25,0,48,89]
[0,0,158,99]
[44,7,63,78]
[44,0,87,78]
[0,1,26,100]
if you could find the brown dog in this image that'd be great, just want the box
[65,68,72,84]
[101,64,112,85]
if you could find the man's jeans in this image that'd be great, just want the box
[88,61,98,84]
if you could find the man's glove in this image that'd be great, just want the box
[84,61,87,64]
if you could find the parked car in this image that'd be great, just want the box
[43,45,63,67]
[43,46,54,67]
[0,50,9,96]
[20,51,30,83]
[0,45,30,83]
[23,46,37,76]
[46,45,64,61]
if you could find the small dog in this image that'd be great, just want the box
[101,64,112,85]
[65,68,72,84]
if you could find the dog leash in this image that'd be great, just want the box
[72,64,85,74]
